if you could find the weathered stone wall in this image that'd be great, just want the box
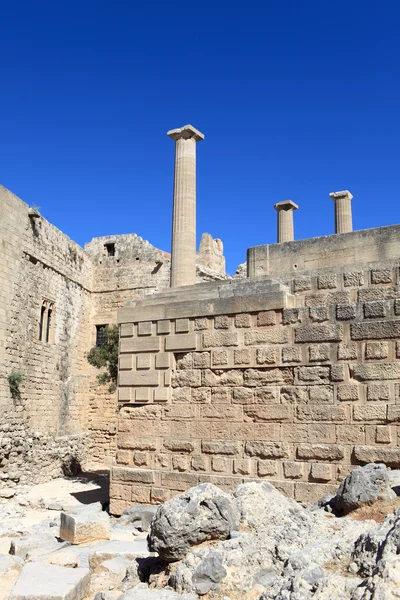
[111,263,400,514]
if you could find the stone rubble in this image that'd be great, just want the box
[1,464,400,599]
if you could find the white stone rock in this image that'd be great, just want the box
[59,504,110,544]
[9,563,90,600]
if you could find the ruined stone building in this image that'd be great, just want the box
[2,124,400,512]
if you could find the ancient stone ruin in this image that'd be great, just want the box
[2,124,400,599]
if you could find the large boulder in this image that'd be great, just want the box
[335,463,396,515]
[147,483,239,562]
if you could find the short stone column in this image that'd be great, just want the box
[329,190,353,234]
[167,124,204,288]
[274,200,299,243]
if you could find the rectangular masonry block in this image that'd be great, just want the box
[118,435,156,451]
[336,384,360,402]
[161,472,199,491]
[283,461,304,479]
[119,370,159,387]
[365,342,389,360]
[294,324,343,343]
[118,388,132,402]
[244,368,293,386]
[138,321,153,336]
[175,318,190,333]
[202,440,240,455]
[309,306,329,323]
[135,388,151,402]
[215,315,231,329]
[136,353,152,369]
[371,269,393,284]
[297,443,344,461]
[344,271,364,287]
[367,383,390,401]
[154,388,171,403]
[243,404,292,422]
[165,334,197,351]
[336,303,357,320]
[364,301,387,319]
[354,445,400,466]
[351,322,400,341]
[120,323,134,337]
[352,363,400,381]
[235,313,252,328]
[296,405,348,422]
[119,354,133,370]
[112,467,155,484]
[295,366,330,384]
[257,460,278,477]
[245,441,289,459]
[202,331,239,348]
[353,405,387,422]
[244,328,288,345]
[155,353,172,369]
[120,336,160,353]
[295,482,337,504]
[200,405,243,421]
[157,320,171,335]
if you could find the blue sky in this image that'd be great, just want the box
[1,1,399,274]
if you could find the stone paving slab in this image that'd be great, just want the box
[9,563,90,600]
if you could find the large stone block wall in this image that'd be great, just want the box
[110,265,400,514]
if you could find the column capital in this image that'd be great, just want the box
[167,124,205,142]
[274,200,299,211]
[329,190,353,201]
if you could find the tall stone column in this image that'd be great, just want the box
[274,200,299,243]
[329,190,353,234]
[167,124,204,288]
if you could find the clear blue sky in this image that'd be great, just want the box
[1,1,399,274]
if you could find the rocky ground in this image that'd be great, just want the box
[1,465,400,599]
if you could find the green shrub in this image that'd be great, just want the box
[87,325,119,393]
[8,370,24,399]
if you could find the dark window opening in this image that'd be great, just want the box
[46,309,52,343]
[39,306,46,341]
[96,325,107,347]
[105,243,115,257]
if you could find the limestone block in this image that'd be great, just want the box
[211,388,231,403]
[200,405,242,421]
[294,324,343,343]
[164,439,194,453]
[256,347,277,365]
[175,318,190,333]
[202,331,238,348]
[120,336,160,353]
[233,459,252,475]
[120,354,133,370]
[308,385,334,403]
[112,467,155,484]
[232,387,254,404]
[235,313,252,328]
[294,277,312,292]
[307,423,336,443]
[305,291,350,307]
[257,460,277,476]
[191,455,208,471]
[244,441,289,459]
[337,343,358,360]
[161,472,199,491]
[138,321,152,336]
[211,457,230,472]
[308,344,330,362]
[343,271,364,287]
[336,303,357,320]
[233,348,252,365]
[395,299,400,316]
[202,369,243,387]
[118,436,156,451]
[367,383,390,401]
[120,323,134,337]
[257,311,276,326]
[283,461,304,479]
[118,388,132,402]
[173,455,190,471]
[364,301,387,319]
[353,405,387,422]
[373,425,392,443]
[164,404,194,419]
[172,369,201,387]
[154,388,171,402]
[309,306,329,322]
[119,370,159,386]
[212,349,229,366]
[243,405,292,422]
[157,320,171,335]
[165,334,197,351]
[9,563,90,600]
[318,275,337,290]
[151,488,171,503]
[386,405,400,421]
[296,405,347,422]
[214,315,231,329]
[336,425,365,444]
[280,385,308,404]
[244,328,288,345]
[194,317,209,330]
[244,368,293,386]
[358,287,396,301]
[331,364,345,381]
[336,384,359,401]
[254,387,280,403]
[89,539,151,570]
[132,451,149,466]
[295,366,330,384]
[371,268,393,284]
[60,506,110,544]
[155,353,172,369]
[282,308,303,325]
[296,444,344,461]
[352,363,400,380]
[282,346,302,363]
[193,352,211,368]
[254,422,280,440]
[365,342,389,360]
[135,388,151,402]
[351,322,400,340]
[136,354,151,369]
[191,388,211,403]
[354,445,400,466]
[294,482,337,504]
[310,463,334,482]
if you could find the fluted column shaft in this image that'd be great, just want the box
[330,190,353,234]
[168,125,204,288]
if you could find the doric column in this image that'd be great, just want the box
[329,190,353,234]
[167,124,204,287]
[274,200,299,243]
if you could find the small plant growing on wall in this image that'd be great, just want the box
[8,370,24,399]
[87,325,119,393]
